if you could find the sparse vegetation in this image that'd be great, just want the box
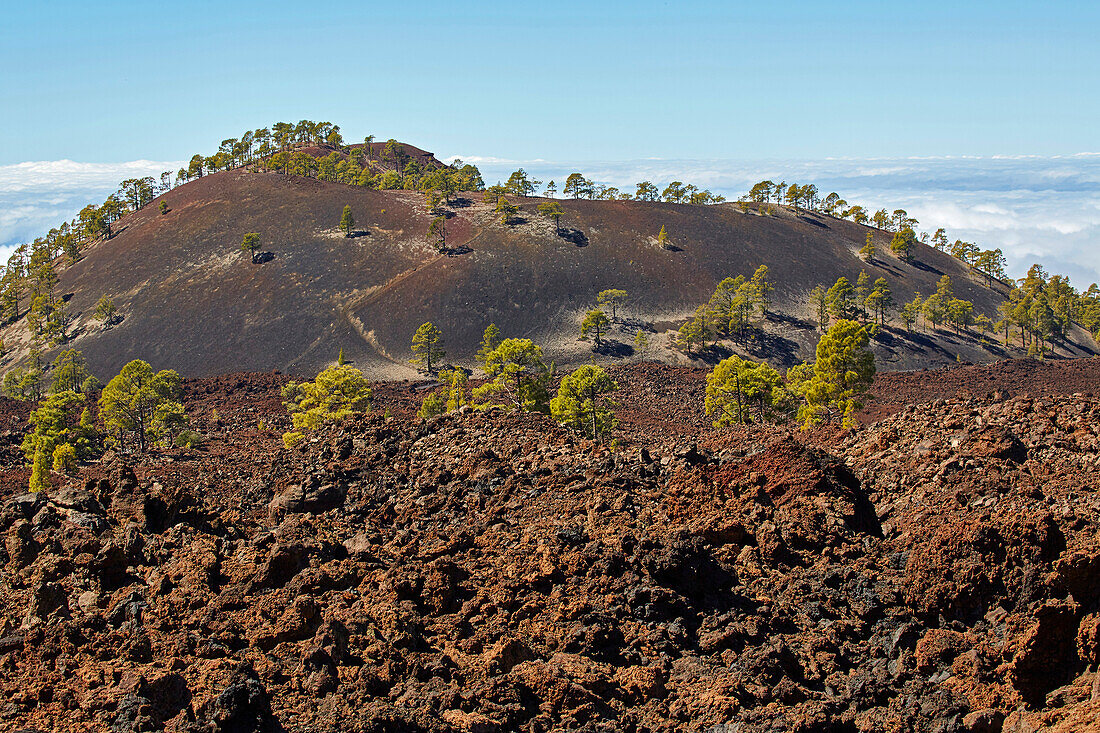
[656,225,672,250]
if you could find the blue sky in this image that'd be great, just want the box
[2,1,1099,285]
[3,0,1098,163]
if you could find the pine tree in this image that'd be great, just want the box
[282,364,372,447]
[794,320,876,428]
[656,225,672,250]
[472,338,553,412]
[854,271,870,322]
[99,361,186,452]
[826,277,855,321]
[537,202,564,234]
[495,197,520,226]
[900,294,924,332]
[581,309,611,346]
[95,295,117,328]
[550,365,618,439]
[809,285,829,331]
[749,265,774,315]
[706,356,790,426]
[859,232,876,262]
[340,205,355,237]
[241,232,261,263]
[427,216,446,252]
[890,227,916,262]
[865,277,894,326]
[596,289,627,321]
[476,324,502,367]
[410,322,445,372]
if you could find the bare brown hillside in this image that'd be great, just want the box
[7,170,1094,379]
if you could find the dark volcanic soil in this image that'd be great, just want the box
[13,168,1095,381]
[1,359,1099,732]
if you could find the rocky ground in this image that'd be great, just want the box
[1,358,1100,732]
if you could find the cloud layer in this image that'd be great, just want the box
[4,155,1099,287]
[0,159,182,256]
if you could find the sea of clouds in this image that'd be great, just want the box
[3,154,1099,287]
[0,158,182,254]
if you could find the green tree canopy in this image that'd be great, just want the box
[749,265,773,315]
[95,295,118,328]
[241,232,261,263]
[792,320,876,428]
[505,168,542,197]
[476,323,502,367]
[51,349,93,394]
[657,225,672,250]
[563,173,592,199]
[99,360,186,452]
[282,364,372,447]
[537,201,564,233]
[411,322,446,372]
[472,338,553,412]
[596,289,627,321]
[705,356,789,426]
[495,197,520,226]
[860,232,876,262]
[581,309,611,346]
[825,277,855,321]
[427,216,446,253]
[340,205,355,237]
[634,181,659,201]
[22,390,100,492]
[890,227,917,262]
[550,364,618,439]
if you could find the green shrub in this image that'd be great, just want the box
[174,430,205,449]
[419,391,447,418]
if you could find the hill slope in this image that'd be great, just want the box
[7,170,1095,378]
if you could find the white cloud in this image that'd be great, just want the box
[0,159,182,258]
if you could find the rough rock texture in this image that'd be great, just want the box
[0,362,1099,731]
